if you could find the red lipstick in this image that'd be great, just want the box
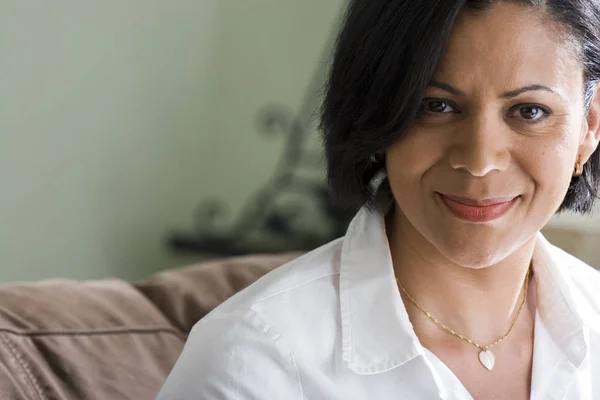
[439,194,519,222]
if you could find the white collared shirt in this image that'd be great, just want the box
[157,207,600,399]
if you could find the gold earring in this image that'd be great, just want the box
[573,155,584,177]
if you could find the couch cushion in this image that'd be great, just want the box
[0,278,185,400]
[133,252,301,336]
[0,253,299,400]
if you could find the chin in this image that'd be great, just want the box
[428,229,516,269]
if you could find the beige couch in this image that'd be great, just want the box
[0,253,299,400]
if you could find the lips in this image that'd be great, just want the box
[438,193,519,223]
[441,194,518,207]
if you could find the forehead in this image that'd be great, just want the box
[434,2,583,93]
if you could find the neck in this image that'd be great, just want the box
[387,209,536,344]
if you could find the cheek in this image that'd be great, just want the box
[529,154,568,196]
[384,133,447,219]
[385,130,446,182]
[517,135,576,210]
[385,144,416,206]
[512,150,572,234]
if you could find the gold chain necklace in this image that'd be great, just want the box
[395,267,530,371]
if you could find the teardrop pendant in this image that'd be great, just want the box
[478,350,495,371]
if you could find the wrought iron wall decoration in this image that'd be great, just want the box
[167,16,356,256]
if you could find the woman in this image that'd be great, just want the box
[157,0,600,398]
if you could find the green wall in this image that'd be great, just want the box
[0,0,343,281]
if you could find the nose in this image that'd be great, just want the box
[448,114,511,177]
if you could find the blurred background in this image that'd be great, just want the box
[0,0,598,283]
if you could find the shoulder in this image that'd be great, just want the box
[547,243,600,331]
[157,240,345,399]
[208,237,344,317]
[549,243,600,293]
[157,305,304,399]
[201,237,345,357]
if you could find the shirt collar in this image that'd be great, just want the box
[339,207,589,374]
[340,207,421,374]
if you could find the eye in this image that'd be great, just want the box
[508,104,551,123]
[419,99,459,114]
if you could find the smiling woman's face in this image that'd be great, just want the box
[386,2,600,268]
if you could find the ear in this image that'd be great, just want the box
[579,85,600,163]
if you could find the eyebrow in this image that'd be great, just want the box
[428,79,564,100]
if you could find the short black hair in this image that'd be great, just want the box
[320,0,600,214]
